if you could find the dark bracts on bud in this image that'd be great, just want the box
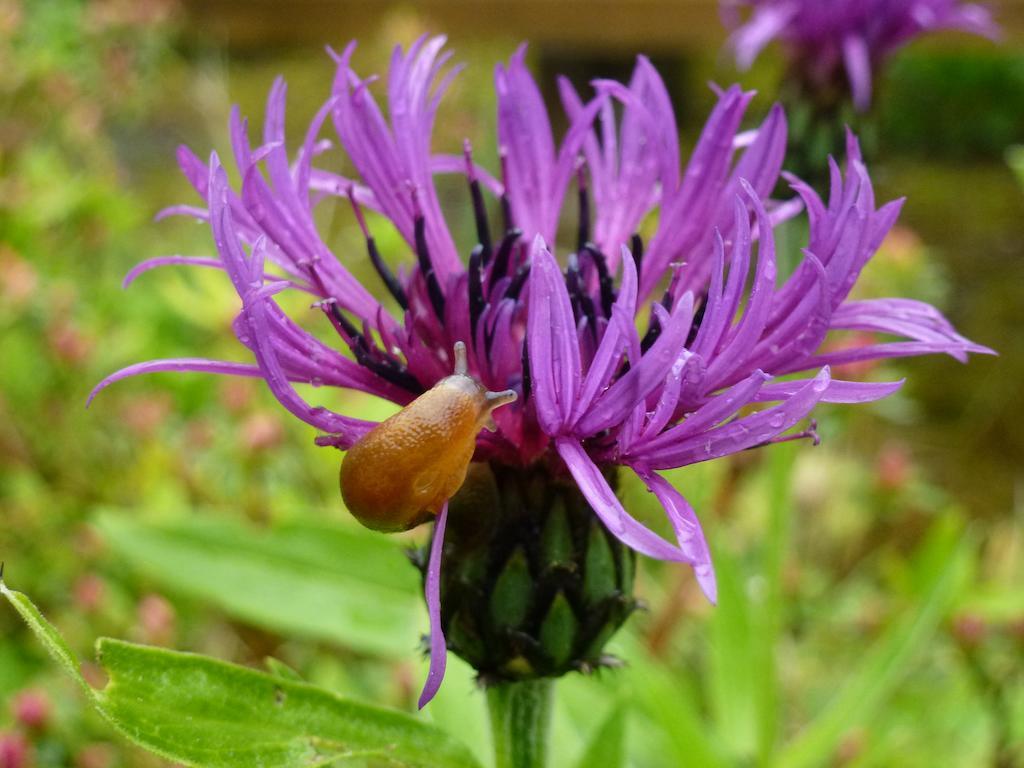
[414,461,638,684]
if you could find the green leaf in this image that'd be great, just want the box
[610,632,727,768]
[572,705,626,768]
[709,447,796,763]
[94,511,421,657]
[774,520,969,768]
[264,657,304,682]
[707,541,758,761]
[755,445,797,759]
[1,576,92,698]
[1,577,482,768]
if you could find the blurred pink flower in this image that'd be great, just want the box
[11,689,50,731]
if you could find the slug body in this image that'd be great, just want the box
[340,343,516,532]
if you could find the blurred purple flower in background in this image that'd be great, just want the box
[722,0,1000,109]
[92,37,992,704]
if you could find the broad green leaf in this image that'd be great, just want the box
[94,511,422,657]
[1,578,482,768]
[774,520,969,768]
[572,705,626,768]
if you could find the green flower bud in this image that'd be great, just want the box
[419,461,638,684]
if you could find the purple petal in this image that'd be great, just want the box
[643,85,754,299]
[727,103,788,201]
[241,279,374,441]
[429,154,504,196]
[634,368,831,470]
[636,369,770,456]
[154,204,208,222]
[729,4,799,70]
[527,237,582,435]
[634,467,717,603]
[122,256,224,288]
[831,298,984,349]
[496,45,558,242]
[571,249,639,424]
[705,184,778,388]
[418,501,449,709]
[780,340,994,372]
[636,352,707,445]
[753,251,830,372]
[576,292,695,435]
[332,37,461,280]
[556,438,687,562]
[215,198,374,441]
[842,34,873,111]
[754,377,905,404]
[88,358,265,406]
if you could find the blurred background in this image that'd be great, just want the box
[1,1,1023,766]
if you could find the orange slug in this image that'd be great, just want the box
[340,342,517,532]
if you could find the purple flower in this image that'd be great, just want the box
[723,0,1000,109]
[92,37,992,705]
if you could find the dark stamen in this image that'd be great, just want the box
[631,233,644,284]
[501,196,514,235]
[506,262,531,300]
[564,253,598,343]
[366,237,408,310]
[582,244,616,318]
[347,187,408,310]
[686,293,707,347]
[521,339,532,401]
[499,148,515,232]
[565,252,584,321]
[490,228,521,287]
[464,140,493,262]
[414,214,446,321]
[468,244,486,335]
[640,289,673,353]
[320,301,421,393]
[640,312,661,353]
[576,161,590,254]
[580,294,598,343]
[751,419,820,450]
[357,348,422,392]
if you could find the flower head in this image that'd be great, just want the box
[722,0,1000,109]
[93,37,992,705]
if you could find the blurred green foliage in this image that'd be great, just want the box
[881,48,1024,160]
[1,3,1022,768]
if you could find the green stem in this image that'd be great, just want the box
[486,679,554,768]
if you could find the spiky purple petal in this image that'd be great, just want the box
[724,0,1000,110]
[418,500,449,709]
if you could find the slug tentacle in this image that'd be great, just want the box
[339,341,517,532]
[452,340,469,376]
